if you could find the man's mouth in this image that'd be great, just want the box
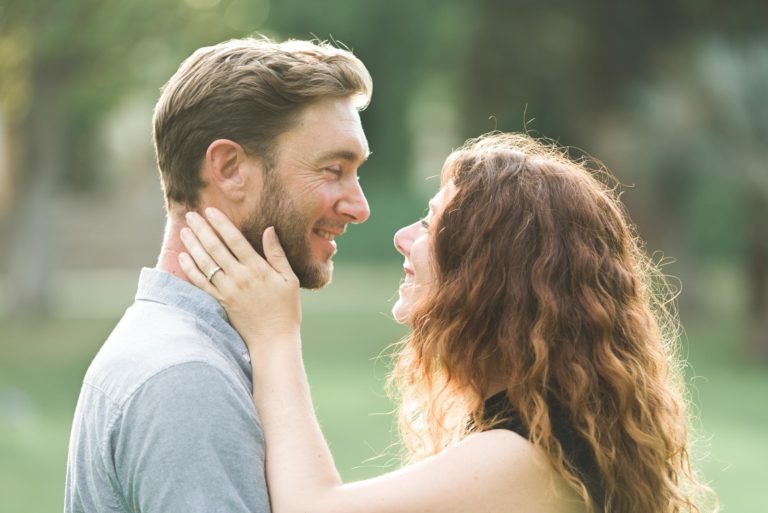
[313,228,337,241]
[312,223,347,242]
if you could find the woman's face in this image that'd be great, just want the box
[392,183,455,325]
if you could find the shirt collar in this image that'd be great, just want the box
[134,267,252,366]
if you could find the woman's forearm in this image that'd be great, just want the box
[250,335,342,513]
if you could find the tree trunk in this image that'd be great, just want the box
[747,189,768,362]
[4,64,65,318]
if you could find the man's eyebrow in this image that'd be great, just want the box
[314,149,370,164]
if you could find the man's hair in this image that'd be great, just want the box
[152,37,372,208]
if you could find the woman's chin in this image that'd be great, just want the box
[391,300,412,326]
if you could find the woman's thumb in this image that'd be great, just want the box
[263,227,294,278]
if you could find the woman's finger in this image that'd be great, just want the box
[204,207,267,267]
[263,227,298,281]
[185,211,240,271]
[178,251,221,299]
[179,227,227,285]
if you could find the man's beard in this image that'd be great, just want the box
[240,173,333,289]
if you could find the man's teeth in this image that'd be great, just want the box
[315,229,335,241]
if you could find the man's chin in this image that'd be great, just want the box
[295,259,333,290]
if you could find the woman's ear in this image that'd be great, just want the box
[204,139,258,202]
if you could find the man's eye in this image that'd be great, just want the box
[324,167,343,177]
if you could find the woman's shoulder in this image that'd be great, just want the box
[448,430,584,513]
[480,391,602,511]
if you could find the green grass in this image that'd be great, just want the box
[1,262,765,512]
[0,318,116,513]
[683,318,768,513]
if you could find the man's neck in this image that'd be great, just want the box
[156,210,192,283]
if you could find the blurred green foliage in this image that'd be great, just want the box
[2,0,765,187]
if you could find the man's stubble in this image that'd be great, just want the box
[240,171,332,290]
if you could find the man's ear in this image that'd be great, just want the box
[204,139,260,202]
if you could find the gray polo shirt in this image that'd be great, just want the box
[65,268,270,513]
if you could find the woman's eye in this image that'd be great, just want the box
[420,219,430,230]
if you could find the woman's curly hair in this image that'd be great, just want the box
[389,132,716,512]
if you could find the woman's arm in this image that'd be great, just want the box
[179,209,579,513]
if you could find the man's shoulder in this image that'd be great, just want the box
[82,301,237,409]
[66,301,267,513]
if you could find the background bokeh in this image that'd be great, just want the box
[1,1,766,512]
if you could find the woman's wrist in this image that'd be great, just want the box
[248,333,303,382]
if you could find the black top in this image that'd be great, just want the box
[481,392,604,512]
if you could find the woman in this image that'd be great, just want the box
[179,132,714,513]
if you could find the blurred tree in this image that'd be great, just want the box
[692,40,768,362]
[0,0,269,317]
[459,0,768,147]
[626,39,768,362]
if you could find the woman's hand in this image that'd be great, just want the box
[178,208,301,351]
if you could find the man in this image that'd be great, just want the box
[65,37,372,513]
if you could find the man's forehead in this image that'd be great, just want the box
[275,100,367,150]
[278,128,369,166]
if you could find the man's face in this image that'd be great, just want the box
[241,97,370,289]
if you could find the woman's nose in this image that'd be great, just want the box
[393,222,418,256]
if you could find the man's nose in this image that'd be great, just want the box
[338,179,370,223]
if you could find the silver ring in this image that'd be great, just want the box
[207,266,222,283]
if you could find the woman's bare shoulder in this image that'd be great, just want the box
[445,429,585,513]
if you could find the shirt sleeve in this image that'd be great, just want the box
[112,361,270,513]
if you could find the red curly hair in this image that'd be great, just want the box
[390,133,715,512]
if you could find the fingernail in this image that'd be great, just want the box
[180,227,191,240]
[185,211,196,223]
[205,207,217,219]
